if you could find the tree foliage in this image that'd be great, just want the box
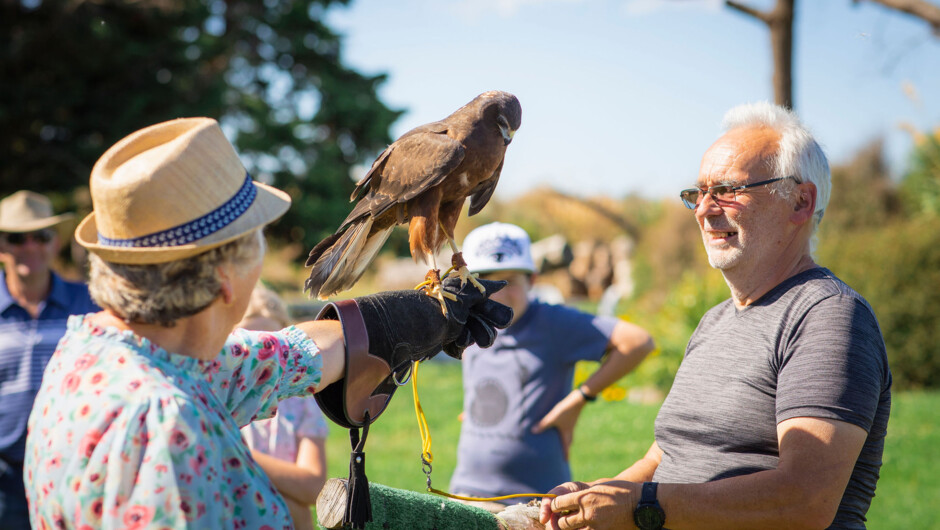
[814,136,940,389]
[819,217,940,389]
[820,139,902,232]
[899,129,940,217]
[0,0,401,251]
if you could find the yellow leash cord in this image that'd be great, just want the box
[411,360,556,502]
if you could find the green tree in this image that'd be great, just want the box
[0,0,401,251]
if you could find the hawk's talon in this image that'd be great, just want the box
[466,271,487,294]
[449,266,486,294]
[446,252,487,294]
[415,269,453,315]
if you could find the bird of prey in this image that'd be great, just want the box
[305,90,522,308]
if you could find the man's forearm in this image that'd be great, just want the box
[614,441,661,483]
[613,458,658,483]
[657,469,826,530]
[634,418,864,529]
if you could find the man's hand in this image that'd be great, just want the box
[539,481,590,528]
[540,480,641,530]
[531,390,587,460]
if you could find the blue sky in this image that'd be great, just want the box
[326,0,940,201]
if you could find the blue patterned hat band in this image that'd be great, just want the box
[98,172,257,249]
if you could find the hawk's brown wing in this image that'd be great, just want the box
[340,125,466,227]
[349,121,449,202]
[467,159,504,216]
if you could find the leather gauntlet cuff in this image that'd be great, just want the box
[313,299,402,429]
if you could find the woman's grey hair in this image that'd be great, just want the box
[722,102,831,251]
[89,230,265,327]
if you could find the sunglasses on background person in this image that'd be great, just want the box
[0,229,55,246]
[679,176,796,210]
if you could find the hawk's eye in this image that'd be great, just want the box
[496,115,509,130]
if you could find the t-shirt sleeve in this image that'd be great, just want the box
[776,295,888,432]
[546,304,617,364]
[204,325,323,428]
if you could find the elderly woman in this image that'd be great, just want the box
[24,118,510,528]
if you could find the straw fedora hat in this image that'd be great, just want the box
[0,191,75,233]
[76,117,291,264]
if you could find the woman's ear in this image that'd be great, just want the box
[217,265,234,305]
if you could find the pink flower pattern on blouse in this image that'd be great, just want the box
[25,315,323,529]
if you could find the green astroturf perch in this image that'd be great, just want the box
[317,478,543,530]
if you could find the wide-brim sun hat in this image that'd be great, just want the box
[76,117,291,264]
[462,222,536,274]
[0,191,75,233]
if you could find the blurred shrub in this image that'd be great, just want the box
[898,129,940,217]
[575,267,728,395]
[824,139,901,230]
[623,268,728,391]
[818,217,940,389]
[631,200,709,304]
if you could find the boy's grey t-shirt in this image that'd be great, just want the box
[654,267,891,529]
[449,300,617,501]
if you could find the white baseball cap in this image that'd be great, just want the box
[462,222,535,274]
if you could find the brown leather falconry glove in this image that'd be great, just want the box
[314,276,513,429]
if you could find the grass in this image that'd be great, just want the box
[865,391,940,528]
[318,362,939,528]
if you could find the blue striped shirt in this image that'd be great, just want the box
[0,270,98,463]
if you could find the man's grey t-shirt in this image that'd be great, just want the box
[449,300,617,502]
[654,267,891,529]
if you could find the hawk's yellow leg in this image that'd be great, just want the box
[414,252,456,314]
[441,230,486,294]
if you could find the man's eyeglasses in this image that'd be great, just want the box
[679,176,796,210]
[1,229,55,246]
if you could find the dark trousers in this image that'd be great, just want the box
[0,458,29,530]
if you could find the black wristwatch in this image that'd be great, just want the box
[633,481,666,530]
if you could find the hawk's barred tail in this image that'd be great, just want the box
[305,218,392,300]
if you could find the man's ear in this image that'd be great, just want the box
[791,181,817,225]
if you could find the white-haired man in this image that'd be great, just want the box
[541,103,891,530]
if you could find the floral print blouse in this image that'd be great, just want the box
[25,314,323,529]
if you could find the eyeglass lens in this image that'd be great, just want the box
[2,230,54,245]
[680,185,735,209]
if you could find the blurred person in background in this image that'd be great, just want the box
[540,102,891,530]
[23,117,511,528]
[238,283,328,530]
[449,222,655,507]
[0,191,98,528]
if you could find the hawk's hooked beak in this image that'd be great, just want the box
[500,125,515,146]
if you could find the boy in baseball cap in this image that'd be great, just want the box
[449,222,655,504]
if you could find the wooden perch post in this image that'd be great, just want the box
[317,478,545,530]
